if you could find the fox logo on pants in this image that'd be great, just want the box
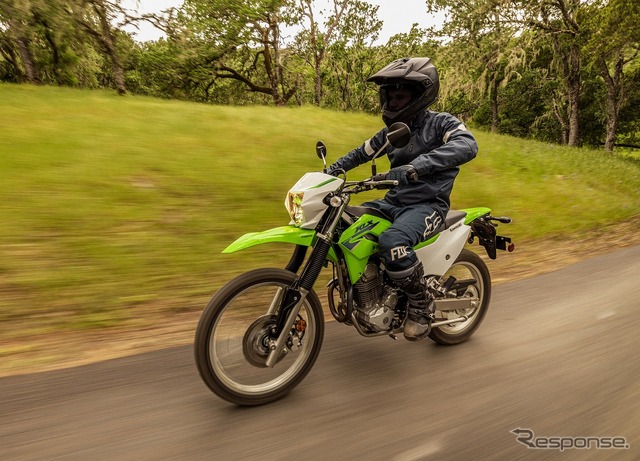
[423,211,443,239]
[390,246,410,261]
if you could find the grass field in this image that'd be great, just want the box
[1,83,639,343]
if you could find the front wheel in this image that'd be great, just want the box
[195,268,324,406]
[428,249,491,345]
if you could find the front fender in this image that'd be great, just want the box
[222,226,317,254]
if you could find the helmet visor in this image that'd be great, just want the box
[380,83,423,112]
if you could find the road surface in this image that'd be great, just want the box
[2,246,639,460]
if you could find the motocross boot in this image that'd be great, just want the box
[387,262,436,341]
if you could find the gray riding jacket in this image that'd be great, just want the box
[331,110,478,211]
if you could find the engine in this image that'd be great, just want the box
[354,263,399,332]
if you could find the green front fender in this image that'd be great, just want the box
[222,226,317,254]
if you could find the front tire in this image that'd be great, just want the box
[428,249,491,345]
[195,268,324,406]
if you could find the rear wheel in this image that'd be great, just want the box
[194,268,324,406]
[428,249,491,345]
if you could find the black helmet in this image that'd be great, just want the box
[367,57,440,126]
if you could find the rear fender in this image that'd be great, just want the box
[462,207,491,224]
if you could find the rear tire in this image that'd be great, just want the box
[195,268,324,406]
[428,249,491,345]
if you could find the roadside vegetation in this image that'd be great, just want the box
[1,84,639,345]
[2,1,640,152]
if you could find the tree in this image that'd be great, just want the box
[292,0,349,106]
[428,0,589,145]
[319,0,383,111]
[68,0,130,94]
[0,0,41,83]
[500,0,589,146]
[426,0,524,131]
[179,0,298,106]
[584,0,640,151]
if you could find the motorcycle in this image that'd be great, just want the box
[195,122,514,406]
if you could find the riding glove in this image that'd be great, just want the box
[326,164,343,176]
[386,165,418,186]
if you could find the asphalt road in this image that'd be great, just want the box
[2,246,639,461]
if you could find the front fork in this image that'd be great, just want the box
[265,237,331,367]
[266,197,348,367]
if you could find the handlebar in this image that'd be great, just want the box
[371,173,389,182]
[341,177,399,193]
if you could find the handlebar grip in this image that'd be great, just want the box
[371,173,388,182]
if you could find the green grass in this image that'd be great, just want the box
[1,83,639,338]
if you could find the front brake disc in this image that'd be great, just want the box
[242,315,285,368]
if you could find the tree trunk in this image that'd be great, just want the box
[552,96,569,145]
[96,4,126,95]
[314,59,323,106]
[566,46,581,146]
[258,25,284,106]
[599,56,624,152]
[0,37,25,82]
[540,3,582,147]
[8,19,39,84]
[304,0,323,106]
[301,0,347,107]
[490,75,499,132]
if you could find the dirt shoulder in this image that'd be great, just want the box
[3,216,640,378]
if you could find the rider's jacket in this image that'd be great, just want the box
[331,110,478,211]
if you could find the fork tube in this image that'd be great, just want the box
[266,235,331,367]
[266,200,348,367]
[284,244,307,273]
[265,288,309,368]
[298,238,331,291]
[298,195,348,291]
[267,287,284,316]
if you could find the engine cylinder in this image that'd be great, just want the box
[354,263,383,306]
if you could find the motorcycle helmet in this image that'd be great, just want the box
[367,57,440,127]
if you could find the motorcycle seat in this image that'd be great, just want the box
[445,210,467,228]
[422,210,468,241]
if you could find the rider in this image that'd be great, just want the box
[327,57,478,340]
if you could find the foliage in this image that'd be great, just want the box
[0,0,639,148]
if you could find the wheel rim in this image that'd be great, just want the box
[435,260,484,334]
[208,281,317,396]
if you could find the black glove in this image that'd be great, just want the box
[326,164,343,176]
[386,165,418,186]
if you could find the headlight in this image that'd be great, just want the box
[286,191,305,226]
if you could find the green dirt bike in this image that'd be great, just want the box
[195,123,514,406]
